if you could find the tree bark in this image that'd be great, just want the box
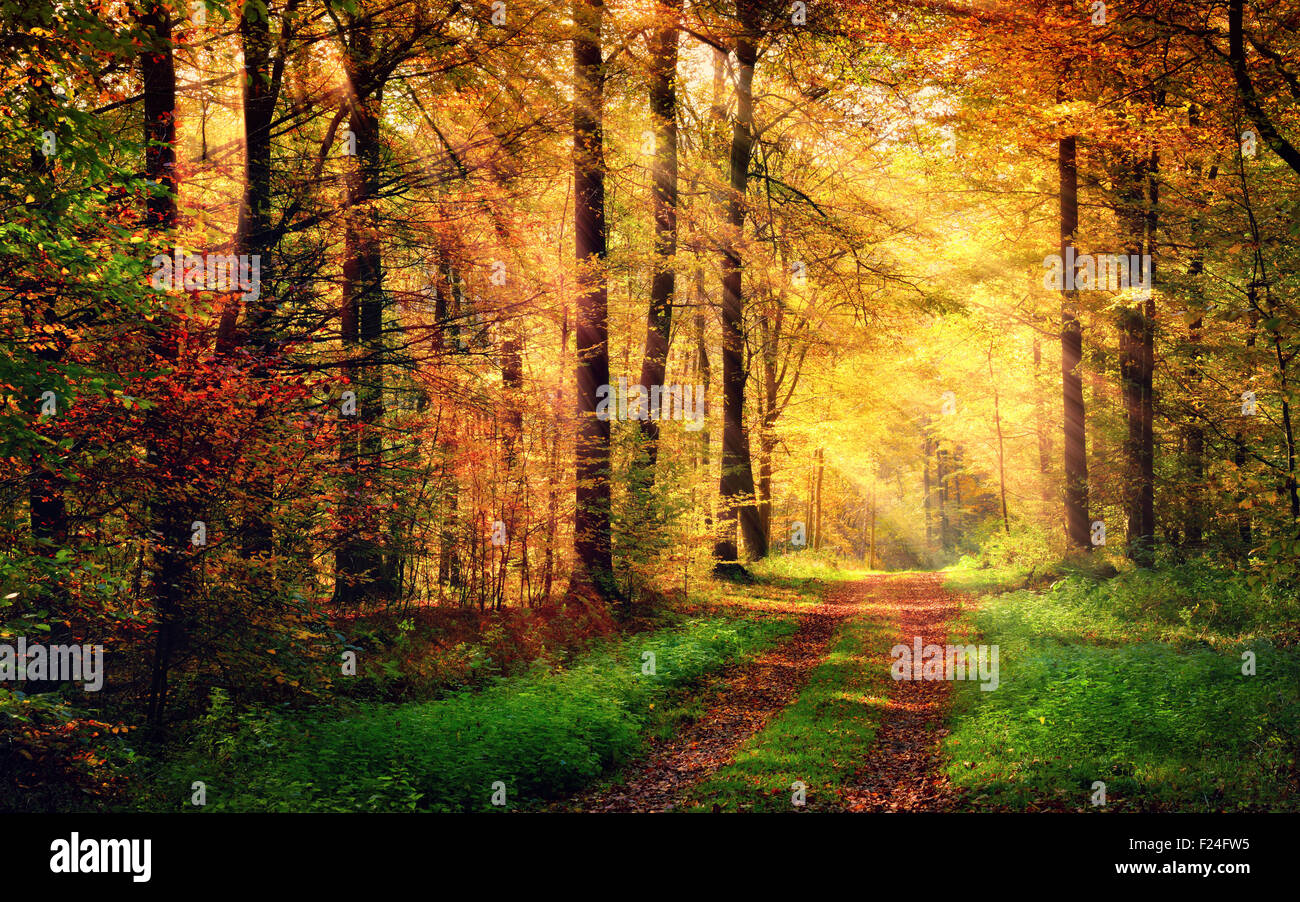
[335,10,389,604]
[636,0,680,472]
[1059,135,1091,550]
[1117,150,1156,565]
[220,0,278,561]
[571,0,614,595]
[140,2,195,728]
[714,0,767,566]
[1228,0,1300,178]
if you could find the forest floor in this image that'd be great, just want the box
[840,572,960,811]
[560,576,875,812]
[562,572,963,812]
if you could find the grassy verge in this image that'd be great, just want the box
[942,566,1300,811]
[678,587,895,812]
[143,607,799,812]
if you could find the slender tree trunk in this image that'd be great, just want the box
[637,0,680,472]
[922,426,934,548]
[1228,0,1300,177]
[571,0,614,595]
[1182,155,1216,549]
[1237,309,1258,554]
[1118,150,1156,565]
[335,12,388,604]
[757,311,779,546]
[868,479,877,569]
[714,0,767,567]
[812,447,825,552]
[936,444,951,551]
[1033,336,1053,516]
[1059,135,1091,549]
[991,349,1011,534]
[24,70,68,596]
[140,3,194,728]
[219,0,277,562]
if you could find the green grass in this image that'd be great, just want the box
[677,594,896,812]
[751,550,871,584]
[146,614,798,812]
[942,568,1300,811]
[941,563,1032,596]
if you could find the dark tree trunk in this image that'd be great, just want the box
[335,12,389,604]
[571,0,614,595]
[694,297,711,475]
[140,3,195,728]
[1182,155,1216,549]
[24,70,68,591]
[1117,151,1156,565]
[636,0,680,472]
[218,0,277,561]
[714,0,767,567]
[1059,135,1091,550]
[1228,0,1300,177]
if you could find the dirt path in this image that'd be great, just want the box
[840,572,960,811]
[562,577,878,812]
[561,573,963,812]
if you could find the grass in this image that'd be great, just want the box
[678,588,895,812]
[142,603,801,812]
[751,550,871,584]
[942,565,1300,811]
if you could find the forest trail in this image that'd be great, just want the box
[561,576,879,812]
[561,573,963,812]
[841,572,960,811]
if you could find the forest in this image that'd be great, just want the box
[1,0,1298,820]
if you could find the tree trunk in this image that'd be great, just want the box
[922,426,934,548]
[24,70,68,597]
[1182,156,1216,549]
[1033,336,1053,516]
[991,348,1011,534]
[636,0,680,473]
[219,0,277,562]
[937,443,951,552]
[571,0,614,595]
[1059,135,1091,550]
[714,0,767,567]
[140,3,194,728]
[335,12,388,604]
[1117,150,1155,566]
[812,447,825,552]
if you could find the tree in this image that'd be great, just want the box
[714,0,768,570]
[571,0,614,596]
